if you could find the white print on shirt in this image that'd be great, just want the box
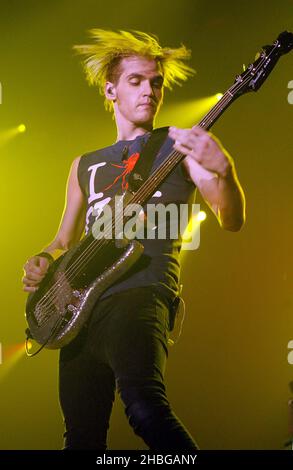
[88,162,107,204]
[85,161,111,234]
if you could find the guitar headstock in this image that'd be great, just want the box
[231,31,293,97]
[276,30,293,54]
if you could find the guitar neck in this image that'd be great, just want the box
[198,90,235,130]
[130,89,236,207]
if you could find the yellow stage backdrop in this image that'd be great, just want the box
[0,0,292,450]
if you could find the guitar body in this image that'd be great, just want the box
[25,234,144,349]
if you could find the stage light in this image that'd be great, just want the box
[180,209,207,256]
[158,93,226,128]
[182,211,206,241]
[0,124,27,147]
[197,211,207,222]
[17,124,26,133]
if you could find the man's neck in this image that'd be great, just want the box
[116,124,153,142]
[114,116,154,142]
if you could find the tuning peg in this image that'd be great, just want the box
[235,74,243,83]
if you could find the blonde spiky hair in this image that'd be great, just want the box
[73,29,195,112]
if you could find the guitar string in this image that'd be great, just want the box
[35,45,277,320]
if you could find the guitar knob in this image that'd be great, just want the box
[67,304,77,313]
[133,172,143,181]
[72,290,82,299]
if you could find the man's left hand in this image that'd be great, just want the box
[168,125,234,179]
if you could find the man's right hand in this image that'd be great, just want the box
[22,255,51,293]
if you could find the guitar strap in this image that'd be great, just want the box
[127,126,169,192]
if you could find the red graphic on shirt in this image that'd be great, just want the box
[102,152,140,191]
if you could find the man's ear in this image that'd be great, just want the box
[105,82,117,101]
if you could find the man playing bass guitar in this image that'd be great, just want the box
[22,29,245,450]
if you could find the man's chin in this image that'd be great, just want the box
[134,111,157,127]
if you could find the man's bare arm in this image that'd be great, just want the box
[182,156,245,231]
[169,126,246,231]
[42,156,86,258]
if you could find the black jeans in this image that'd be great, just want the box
[59,286,198,450]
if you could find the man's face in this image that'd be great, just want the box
[107,56,164,126]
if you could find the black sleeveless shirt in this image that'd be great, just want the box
[77,129,196,301]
